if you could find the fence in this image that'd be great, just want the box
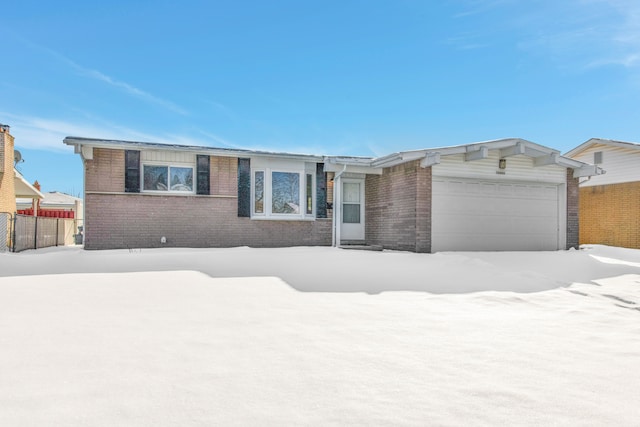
[1,212,84,252]
[1,212,10,252]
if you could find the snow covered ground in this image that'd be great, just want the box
[1,245,639,426]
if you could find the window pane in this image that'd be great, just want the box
[143,165,168,191]
[343,204,360,223]
[170,167,193,192]
[306,173,313,215]
[254,171,264,214]
[272,172,300,214]
[343,182,360,203]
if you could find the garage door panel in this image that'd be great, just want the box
[432,178,560,251]
[432,232,558,251]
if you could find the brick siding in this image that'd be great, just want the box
[579,181,640,249]
[86,148,125,192]
[83,148,332,249]
[566,168,580,249]
[84,193,332,249]
[0,130,16,215]
[210,156,236,196]
[365,160,432,252]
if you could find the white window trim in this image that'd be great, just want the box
[252,169,266,216]
[141,162,196,194]
[251,167,316,220]
[304,172,315,218]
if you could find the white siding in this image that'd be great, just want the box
[432,151,566,184]
[141,150,195,165]
[251,156,309,171]
[570,144,640,187]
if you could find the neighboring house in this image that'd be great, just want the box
[16,191,84,246]
[64,136,601,252]
[1,124,44,215]
[17,191,83,219]
[566,138,640,248]
[1,124,44,250]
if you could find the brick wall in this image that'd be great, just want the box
[83,148,332,249]
[210,156,236,196]
[0,129,16,215]
[84,193,332,249]
[86,148,125,192]
[566,168,580,249]
[579,181,640,249]
[365,160,432,252]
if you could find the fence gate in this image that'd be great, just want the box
[0,212,10,252]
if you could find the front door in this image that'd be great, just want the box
[340,179,365,241]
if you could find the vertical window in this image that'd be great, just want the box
[272,172,300,214]
[306,173,313,215]
[254,171,264,214]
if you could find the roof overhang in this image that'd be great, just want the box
[376,138,604,177]
[64,136,605,179]
[14,169,44,199]
[63,137,325,162]
[565,138,640,158]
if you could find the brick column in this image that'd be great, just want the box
[566,168,579,249]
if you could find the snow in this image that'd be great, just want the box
[1,245,639,426]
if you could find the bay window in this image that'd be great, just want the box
[251,165,315,219]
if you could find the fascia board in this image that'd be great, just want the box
[63,137,324,162]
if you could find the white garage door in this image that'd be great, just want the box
[432,178,561,251]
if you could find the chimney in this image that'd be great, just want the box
[0,124,9,133]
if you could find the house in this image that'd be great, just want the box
[1,124,44,250]
[566,138,640,248]
[64,136,601,252]
[1,124,44,215]
[15,191,84,246]
[17,191,83,219]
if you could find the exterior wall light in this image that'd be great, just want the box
[499,158,507,169]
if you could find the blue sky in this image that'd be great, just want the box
[2,0,639,195]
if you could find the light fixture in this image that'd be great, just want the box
[499,158,506,169]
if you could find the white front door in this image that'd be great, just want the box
[340,179,365,241]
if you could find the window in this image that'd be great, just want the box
[254,171,264,214]
[143,164,194,193]
[272,172,300,214]
[342,182,361,223]
[306,173,313,215]
[251,166,315,219]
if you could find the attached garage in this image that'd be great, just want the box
[355,138,602,253]
[431,178,563,251]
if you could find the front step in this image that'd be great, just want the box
[339,244,383,251]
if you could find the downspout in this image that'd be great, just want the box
[332,164,347,247]
[80,145,87,248]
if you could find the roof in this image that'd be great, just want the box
[17,191,81,207]
[63,136,325,162]
[325,137,602,176]
[14,169,44,199]
[565,138,640,158]
[65,135,603,178]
